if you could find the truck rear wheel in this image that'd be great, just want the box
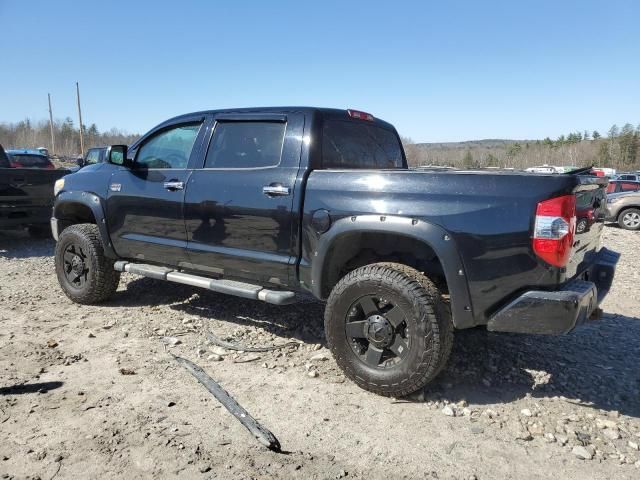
[324,262,453,397]
[55,223,120,304]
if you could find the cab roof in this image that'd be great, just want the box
[158,107,397,131]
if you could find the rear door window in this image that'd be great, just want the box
[322,120,404,169]
[204,121,286,169]
[136,123,201,169]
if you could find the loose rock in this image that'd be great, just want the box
[572,445,595,460]
[161,336,181,346]
[442,406,456,417]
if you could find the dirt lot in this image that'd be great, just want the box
[1,227,639,479]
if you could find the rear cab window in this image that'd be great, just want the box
[322,119,405,169]
[204,121,286,169]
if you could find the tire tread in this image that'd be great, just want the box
[55,223,120,304]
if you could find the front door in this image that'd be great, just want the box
[106,121,205,266]
[184,113,304,286]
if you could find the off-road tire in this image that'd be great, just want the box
[324,262,454,397]
[618,208,640,231]
[55,223,120,304]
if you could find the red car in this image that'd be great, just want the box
[576,190,599,234]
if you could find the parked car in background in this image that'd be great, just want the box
[36,147,50,157]
[592,167,616,177]
[1,144,69,237]
[606,180,640,194]
[606,191,640,230]
[525,165,559,173]
[77,147,108,169]
[6,149,56,169]
[613,173,640,182]
[0,144,9,168]
[576,190,597,234]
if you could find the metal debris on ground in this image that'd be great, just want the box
[232,356,262,364]
[171,354,282,452]
[206,330,301,352]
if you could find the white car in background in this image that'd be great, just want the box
[525,165,560,174]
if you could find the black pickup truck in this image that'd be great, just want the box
[0,144,68,237]
[50,107,618,396]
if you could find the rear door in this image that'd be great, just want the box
[183,113,304,287]
[106,120,206,266]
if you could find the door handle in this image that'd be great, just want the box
[262,184,290,197]
[163,181,184,191]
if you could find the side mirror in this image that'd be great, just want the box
[107,145,130,167]
[76,157,85,168]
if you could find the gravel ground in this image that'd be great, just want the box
[0,226,639,479]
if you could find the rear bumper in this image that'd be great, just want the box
[487,248,619,335]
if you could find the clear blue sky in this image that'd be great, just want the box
[1,0,638,142]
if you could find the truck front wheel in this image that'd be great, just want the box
[55,223,120,304]
[324,263,453,397]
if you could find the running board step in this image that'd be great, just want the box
[114,261,296,305]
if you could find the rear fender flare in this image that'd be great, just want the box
[311,215,475,329]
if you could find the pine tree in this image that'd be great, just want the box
[619,124,637,166]
[592,131,601,140]
[462,150,474,169]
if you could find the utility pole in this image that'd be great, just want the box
[76,82,85,157]
[47,93,56,156]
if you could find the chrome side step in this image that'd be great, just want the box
[114,261,297,305]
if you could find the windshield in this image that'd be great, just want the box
[322,120,405,169]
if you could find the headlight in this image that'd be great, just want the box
[53,178,65,196]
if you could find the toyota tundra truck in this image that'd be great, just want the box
[50,107,618,397]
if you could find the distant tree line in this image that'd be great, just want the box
[0,118,139,159]
[403,123,640,171]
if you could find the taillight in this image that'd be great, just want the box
[532,194,576,267]
[347,109,374,121]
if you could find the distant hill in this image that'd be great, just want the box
[413,139,532,150]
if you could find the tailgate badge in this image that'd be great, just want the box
[110,183,122,192]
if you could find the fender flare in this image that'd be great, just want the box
[311,215,475,329]
[53,191,117,259]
